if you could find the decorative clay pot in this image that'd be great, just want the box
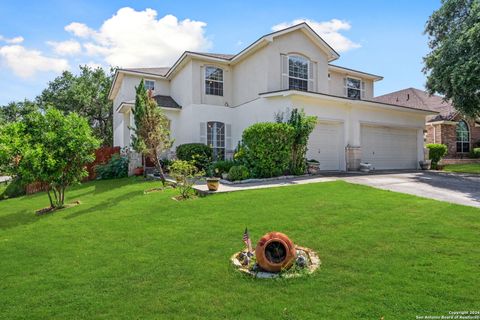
[133,167,144,176]
[206,178,220,191]
[255,232,297,272]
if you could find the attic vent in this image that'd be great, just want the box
[407,93,410,101]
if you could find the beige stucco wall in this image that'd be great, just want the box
[328,70,374,99]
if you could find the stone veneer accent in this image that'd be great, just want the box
[345,145,362,171]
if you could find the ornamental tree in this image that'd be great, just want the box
[131,80,173,185]
[423,0,480,117]
[0,108,100,209]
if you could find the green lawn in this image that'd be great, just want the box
[0,178,479,319]
[443,163,480,174]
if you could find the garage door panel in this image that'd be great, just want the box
[307,122,343,171]
[361,125,417,170]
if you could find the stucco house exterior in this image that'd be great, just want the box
[375,88,480,159]
[109,23,435,172]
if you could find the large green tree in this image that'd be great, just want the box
[131,80,172,185]
[0,100,38,124]
[0,108,100,209]
[424,0,480,117]
[37,65,114,146]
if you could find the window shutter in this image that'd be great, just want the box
[200,122,207,144]
[343,77,347,97]
[225,124,232,150]
[361,80,366,99]
[308,61,315,92]
[281,54,289,90]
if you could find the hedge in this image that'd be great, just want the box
[176,143,212,170]
[238,122,295,178]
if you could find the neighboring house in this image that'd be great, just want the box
[375,88,480,158]
[109,23,435,172]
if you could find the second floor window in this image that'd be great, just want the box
[345,77,362,99]
[288,55,309,91]
[205,67,223,96]
[145,80,155,91]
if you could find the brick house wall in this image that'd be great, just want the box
[425,116,480,158]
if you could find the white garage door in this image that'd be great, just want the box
[361,125,418,170]
[307,122,344,171]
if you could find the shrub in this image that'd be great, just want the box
[426,143,448,168]
[0,178,26,200]
[208,160,235,177]
[228,165,250,181]
[176,143,213,171]
[160,158,173,173]
[169,160,204,199]
[95,154,129,179]
[239,122,295,178]
[277,109,316,175]
[470,148,480,159]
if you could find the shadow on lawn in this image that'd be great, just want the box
[0,209,47,230]
[64,189,144,220]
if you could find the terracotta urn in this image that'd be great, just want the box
[255,232,297,272]
[133,167,144,176]
[206,177,220,191]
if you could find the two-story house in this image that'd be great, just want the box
[109,23,435,171]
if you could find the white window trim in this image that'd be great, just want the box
[344,76,365,99]
[287,55,309,91]
[204,66,224,96]
[456,120,470,153]
[144,79,155,91]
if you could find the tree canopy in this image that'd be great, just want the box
[1,65,114,146]
[424,0,480,117]
[131,80,172,185]
[36,65,114,146]
[0,108,100,209]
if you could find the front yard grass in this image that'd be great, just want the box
[443,163,480,174]
[0,178,478,319]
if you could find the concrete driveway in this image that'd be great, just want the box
[342,171,480,208]
[196,171,480,208]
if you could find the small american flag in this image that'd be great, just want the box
[243,227,253,253]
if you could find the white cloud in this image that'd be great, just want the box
[0,35,24,44]
[272,18,361,53]
[65,22,95,38]
[0,45,69,78]
[65,7,211,67]
[47,40,82,55]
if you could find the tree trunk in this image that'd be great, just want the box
[46,188,55,208]
[152,152,166,186]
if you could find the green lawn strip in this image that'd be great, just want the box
[443,163,480,174]
[0,178,478,319]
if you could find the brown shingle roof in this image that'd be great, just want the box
[374,88,456,121]
[152,95,181,109]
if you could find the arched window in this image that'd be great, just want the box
[207,121,225,160]
[456,120,470,153]
[288,55,309,91]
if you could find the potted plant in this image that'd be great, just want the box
[133,166,144,176]
[206,177,220,191]
[306,159,320,175]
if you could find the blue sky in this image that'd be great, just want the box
[0,0,441,105]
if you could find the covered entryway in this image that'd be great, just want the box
[361,125,418,170]
[307,121,344,171]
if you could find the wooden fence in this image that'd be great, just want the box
[25,146,120,195]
